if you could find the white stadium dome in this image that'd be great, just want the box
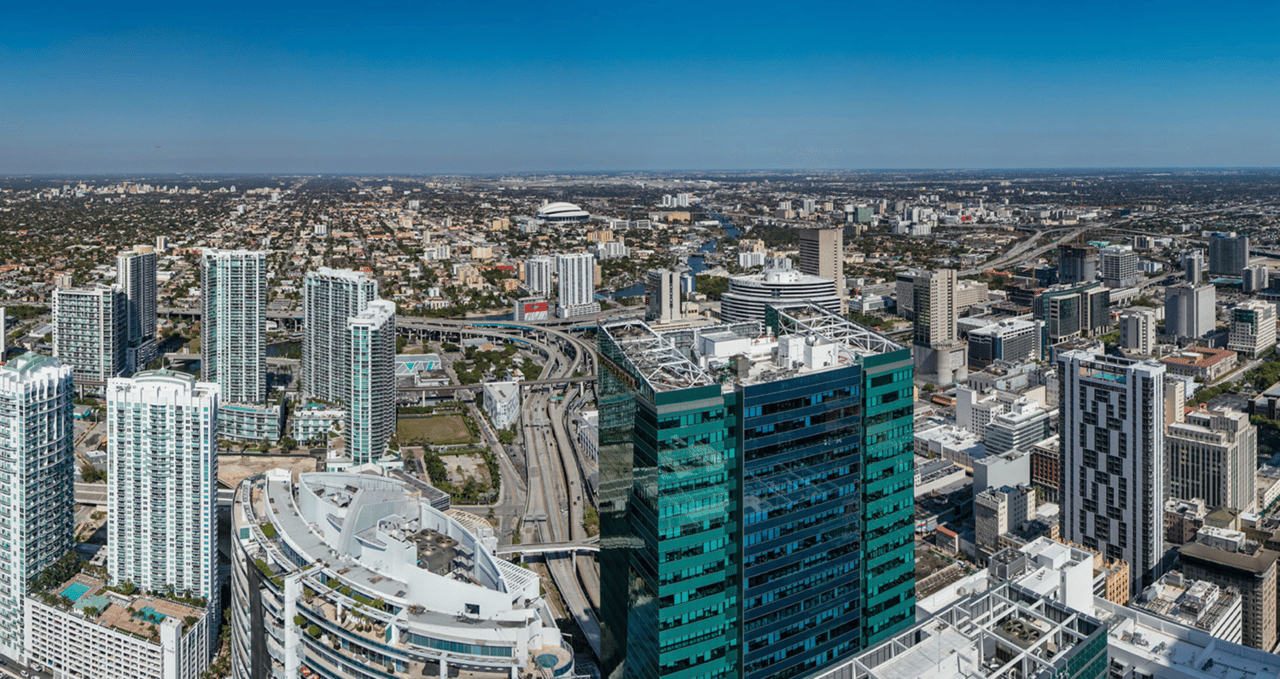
[536,201,590,222]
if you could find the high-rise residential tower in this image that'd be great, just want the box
[303,267,378,402]
[599,303,915,679]
[117,245,158,368]
[1184,249,1205,283]
[345,300,396,466]
[644,269,680,324]
[201,249,266,404]
[52,284,128,385]
[1209,232,1250,277]
[912,268,966,385]
[1058,351,1166,595]
[798,227,845,299]
[106,370,220,604]
[525,255,554,297]
[1099,244,1141,288]
[556,252,600,318]
[0,353,74,657]
[1119,308,1157,355]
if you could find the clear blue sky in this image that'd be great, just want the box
[2,1,1278,173]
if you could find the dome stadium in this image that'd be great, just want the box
[536,201,590,222]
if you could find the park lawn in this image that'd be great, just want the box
[398,415,474,445]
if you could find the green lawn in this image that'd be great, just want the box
[398,415,474,445]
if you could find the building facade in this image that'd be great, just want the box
[1034,282,1111,345]
[720,259,840,323]
[1100,244,1141,288]
[1166,406,1256,512]
[345,301,396,467]
[1229,300,1277,358]
[1165,283,1216,339]
[1058,242,1099,284]
[524,255,554,297]
[1209,232,1250,277]
[644,269,681,324]
[117,245,158,367]
[481,381,520,430]
[1179,527,1279,652]
[201,249,267,405]
[1058,351,1166,595]
[556,252,595,310]
[106,371,219,604]
[303,267,378,403]
[0,353,75,658]
[797,227,845,299]
[52,284,128,384]
[1119,307,1157,355]
[967,319,1042,369]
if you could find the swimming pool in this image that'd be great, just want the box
[60,582,90,601]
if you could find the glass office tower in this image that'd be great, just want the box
[600,303,915,679]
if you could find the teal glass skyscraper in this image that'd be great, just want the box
[599,303,915,679]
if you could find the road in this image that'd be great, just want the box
[74,482,106,505]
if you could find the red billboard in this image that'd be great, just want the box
[524,301,549,313]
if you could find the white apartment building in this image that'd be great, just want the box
[25,576,213,679]
[1058,351,1166,595]
[1119,307,1157,355]
[201,249,267,405]
[345,300,396,467]
[52,284,128,384]
[106,371,220,604]
[1229,300,1277,358]
[556,252,596,317]
[303,267,378,402]
[524,255,554,297]
[1100,244,1141,288]
[0,353,75,658]
[482,381,520,430]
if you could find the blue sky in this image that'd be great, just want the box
[1,1,1278,173]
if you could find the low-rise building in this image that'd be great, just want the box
[290,404,344,445]
[1130,572,1244,644]
[1228,300,1277,358]
[1161,346,1238,382]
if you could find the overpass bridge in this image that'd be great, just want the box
[495,536,599,557]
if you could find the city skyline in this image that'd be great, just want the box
[2,2,1279,173]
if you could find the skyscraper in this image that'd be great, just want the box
[117,245,158,368]
[1119,308,1157,355]
[106,370,219,604]
[346,300,396,466]
[598,303,915,679]
[525,255,554,297]
[1209,232,1250,277]
[1057,243,1098,284]
[644,269,680,324]
[1166,406,1256,512]
[1099,244,1141,288]
[1034,282,1112,344]
[798,227,844,298]
[52,284,128,384]
[0,353,74,658]
[1184,249,1205,283]
[201,249,266,404]
[303,267,378,402]
[1058,351,1166,594]
[556,252,599,318]
[1165,282,1216,339]
[911,269,966,385]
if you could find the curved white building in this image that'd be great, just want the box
[535,202,589,223]
[719,264,841,323]
[231,470,571,679]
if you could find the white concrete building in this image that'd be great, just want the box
[720,259,841,323]
[106,371,220,608]
[1165,282,1216,339]
[1229,300,1277,358]
[1166,406,1257,513]
[201,249,267,405]
[52,284,128,384]
[556,252,595,310]
[303,267,378,403]
[0,353,74,658]
[1058,351,1166,595]
[25,576,213,679]
[578,410,598,463]
[482,381,520,430]
[1131,572,1244,644]
[524,256,554,297]
[1119,307,1158,355]
[230,471,572,679]
[346,300,396,467]
[1100,244,1142,288]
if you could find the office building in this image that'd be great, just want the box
[117,245,158,368]
[598,303,915,679]
[720,258,840,323]
[302,267,378,402]
[798,227,845,298]
[556,252,599,318]
[644,268,681,324]
[912,269,967,385]
[524,255,554,297]
[1165,282,1216,339]
[0,353,75,658]
[967,318,1043,369]
[1034,282,1111,345]
[1184,249,1205,283]
[1179,527,1279,651]
[1057,242,1098,284]
[974,485,1035,560]
[1209,232,1250,277]
[345,300,396,467]
[231,471,571,679]
[1118,307,1157,354]
[984,399,1051,455]
[1100,244,1141,288]
[1058,351,1166,594]
[52,284,128,384]
[1229,300,1277,358]
[1166,406,1256,512]
[1244,264,1271,293]
[1161,346,1237,382]
[201,249,266,405]
[106,370,219,601]
[25,575,213,679]
[1130,572,1243,644]
[482,380,520,430]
